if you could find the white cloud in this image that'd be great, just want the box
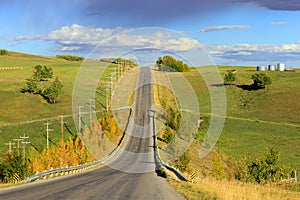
[14,24,200,53]
[199,25,250,32]
[207,42,300,62]
[271,21,288,25]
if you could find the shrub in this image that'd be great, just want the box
[251,73,271,88]
[224,72,236,85]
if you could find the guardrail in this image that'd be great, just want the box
[151,110,188,182]
[22,160,102,183]
[22,108,133,183]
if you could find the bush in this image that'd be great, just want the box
[172,152,190,172]
[224,72,236,85]
[251,73,271,88]
[235,148,293,184]
[156,167,167,178]
[162,127,174,144]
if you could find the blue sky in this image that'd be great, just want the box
[1,0,300,67]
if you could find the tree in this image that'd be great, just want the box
[22,79,40,93]
[0,49,8,55]
[224,72,236,85]
[156,55,189,72]
[251,73,271,88]
[42,77,63,104]
[56,54,84,61]
[33,65,53,81]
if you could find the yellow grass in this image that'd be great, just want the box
[169,178,300,200]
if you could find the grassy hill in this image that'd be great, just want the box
[0,52,299,174]
[0,51,121,156]
[155,67,300,199]
[183,67,300,169]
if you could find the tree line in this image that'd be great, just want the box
[156,55,189,72]
[56,54,84,61]
[0,136,93,183]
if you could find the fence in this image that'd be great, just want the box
[281,171,297,182]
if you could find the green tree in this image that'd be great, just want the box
[0,49,8,55]
[22,79,39,93]
[33,65,53,81]
[156,55,189,72]
[224,72,236,85]
[251,73,271,88]
[0,153,31,183]
[42,77,63,104]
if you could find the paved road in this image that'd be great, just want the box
[0,67,185,200]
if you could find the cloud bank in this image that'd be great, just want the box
[207,42,300,62]
[14,24,200,53]
[199,25,250,32]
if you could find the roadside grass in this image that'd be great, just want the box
[168,178,300,200]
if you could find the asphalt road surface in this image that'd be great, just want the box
[0,67,185,200]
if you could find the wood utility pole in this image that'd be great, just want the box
[13,138,23,156]
[44,122,53,151]
[59,115,66,144]
[20,134,30,162]
[88,99,94,127]
[5,141,15,154]
[77,106,83,133]
[105,85,109,112]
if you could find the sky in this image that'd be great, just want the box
[1,0,300,67]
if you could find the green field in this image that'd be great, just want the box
[0,52,119,156]
[0,52,299,172]
[183,67,300,170]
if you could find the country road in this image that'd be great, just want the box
[0,67,185,200]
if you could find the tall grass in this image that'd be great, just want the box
[169,178,300,200]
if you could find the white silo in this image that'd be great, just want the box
[277,63,285,71]
[257,65,266,71]
[268,64,276,71]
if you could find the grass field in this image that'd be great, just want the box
[0,51,121,157]
[182,67,300,170]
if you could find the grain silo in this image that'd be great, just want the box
[257,65,266,71]
[268,64,276,71]
[277,63,285,71]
